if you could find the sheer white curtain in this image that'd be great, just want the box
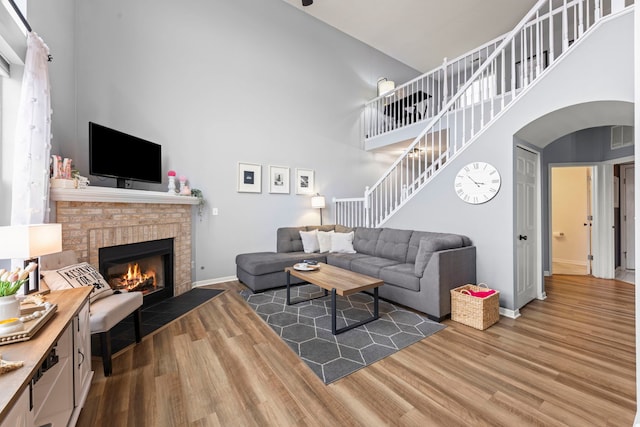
[10,32,52,225]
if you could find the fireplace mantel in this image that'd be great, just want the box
[50,186,200,205]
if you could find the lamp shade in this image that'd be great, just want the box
[0,224,62,259]
[311,195,326,209]
[377,78,395,97]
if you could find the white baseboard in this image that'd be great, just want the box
[544,270,551,277]
[537,292,547,300]
[553,258,587,266]
[499,307,521,319]
[192,276,237,288]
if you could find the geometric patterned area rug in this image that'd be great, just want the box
[240,284,445,384]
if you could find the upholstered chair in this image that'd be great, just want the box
[40,250,143,377]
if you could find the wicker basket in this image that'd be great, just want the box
[450,284,500,330]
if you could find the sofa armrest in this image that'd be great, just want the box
[414,236,466,277]
[419,246,476,318]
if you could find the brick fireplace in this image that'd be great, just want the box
[50,187,198,297]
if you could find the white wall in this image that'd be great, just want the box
[385,10,634,311]
[26,0,419,281]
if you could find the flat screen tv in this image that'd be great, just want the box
[89,122,162,189]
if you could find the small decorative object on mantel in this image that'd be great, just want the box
[179,176,191,195]
[0,353,24,375]
[167,170,177,193]
[50,155,75,188]
[50,156,90,189]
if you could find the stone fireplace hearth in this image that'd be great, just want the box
[50,187,198,297]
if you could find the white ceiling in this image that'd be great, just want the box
[282,0,538,72]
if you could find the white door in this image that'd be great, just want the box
[621,164,635,270]
[591,164,615,279]
[516,147,539,308]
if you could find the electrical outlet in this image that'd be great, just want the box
[212,208,219,216]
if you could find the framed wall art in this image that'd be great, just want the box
[269,165,290,194]
[295,168,314,195]
[237,162,262,193]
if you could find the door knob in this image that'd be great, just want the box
[518,235,528,240]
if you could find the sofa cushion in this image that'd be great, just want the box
[374,228,413,263]
[422,235,466,252]
[331,231,356,253]
[306,225,336,232]
[277,227,307,253]
[326,252,369,270]
[317,231,334,253]
[406,231,471,264]
[236,252,325,276]
[350,256,399,278]
[379,263,420,291]
[299,229,319,253]
[335,224,354,233]
[89,291,142,333]
[353,227,382,255]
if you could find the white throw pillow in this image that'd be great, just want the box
[330,231,356,254]
[299,229,320,253]
[42,262,114,304]
[317,230,334,253]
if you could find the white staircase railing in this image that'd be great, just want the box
[337,0,633,228]
[364,34,506,140]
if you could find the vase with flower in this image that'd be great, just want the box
[0,263,37,322]
[168,170,177,193]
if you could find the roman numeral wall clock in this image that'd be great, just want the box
[454,161,501,204]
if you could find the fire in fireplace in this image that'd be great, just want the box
[108,261,158,294]
[99,238,174,307]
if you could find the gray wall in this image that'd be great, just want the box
[27,0,419,281]
[540,126,634,272]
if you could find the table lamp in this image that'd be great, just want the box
[0,224,63,294]
[311,194,326,225]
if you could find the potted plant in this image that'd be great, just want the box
[191,188,205,218]
[0,262,37,320]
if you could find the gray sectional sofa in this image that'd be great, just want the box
[235,225,476,321]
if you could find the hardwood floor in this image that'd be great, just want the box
[77,275,636,426]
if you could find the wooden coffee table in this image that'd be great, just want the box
[284,263,383,335]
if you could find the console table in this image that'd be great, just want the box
[0,287,92,426]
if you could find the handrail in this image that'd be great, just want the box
[364,33,507,139]
[366,0,548,200]
[339,0,633,228]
